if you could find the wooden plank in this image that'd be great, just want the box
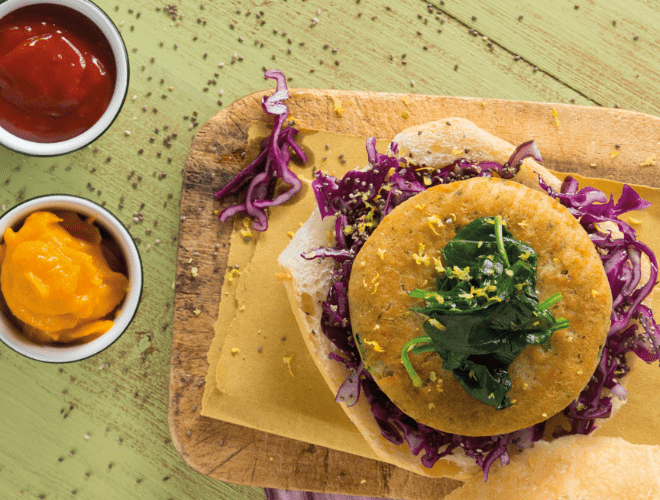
[436,0,660,114]
[169,87,660,499]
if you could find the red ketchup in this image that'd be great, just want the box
[0,4,117,143]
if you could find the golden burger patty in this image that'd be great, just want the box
[348,177,612,437]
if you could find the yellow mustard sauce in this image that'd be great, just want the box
[0,211,129,345]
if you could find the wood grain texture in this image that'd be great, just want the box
[170,88,660,498]
[2,0,660,498]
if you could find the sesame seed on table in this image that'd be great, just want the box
[1,0,660,499]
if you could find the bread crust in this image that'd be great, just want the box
[443,435,660,500]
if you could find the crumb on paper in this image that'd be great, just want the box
[188,257,193,264]
[191,267,198,277]
[231,347,240,355]
[287,230,296,238]
[283,355,295,377]
[227,268,241,282]
[401,96,409,107]
[611,150,619,159]
[193,308,201,316]
[402,110,410,119]
[640,155,656,167]
[590,163,598,168]
[552,108,560,128]
[360,479,367,485]
[240,217,253,239]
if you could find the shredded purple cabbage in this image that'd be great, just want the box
[539,176,660,436]
[215,69,306,231]
[306,139,659,480]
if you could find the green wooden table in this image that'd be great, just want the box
[1,0,659,498]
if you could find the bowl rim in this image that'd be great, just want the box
[0,194,143,363]
[0,0,130,157]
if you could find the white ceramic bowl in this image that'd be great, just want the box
[0,0,129,156]
[0,195,142,362]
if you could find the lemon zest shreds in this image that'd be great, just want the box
[429,318,446,331]
[552,108,560,128]
[283,355,295,377]
[426,214,444,235]
[432,257,445,275]
[413,243,431,266]
[451,266,471,281]
[372,272,380,294]
[364,339,385,352]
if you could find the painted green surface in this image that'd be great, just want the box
[0,0,658,498]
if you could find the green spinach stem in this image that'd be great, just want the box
[401,336,434,387]
[495,216,510,268]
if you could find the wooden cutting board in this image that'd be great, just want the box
[169,89,660,499]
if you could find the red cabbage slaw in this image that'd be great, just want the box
[215,69,306,231]
[306,140,660,479]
